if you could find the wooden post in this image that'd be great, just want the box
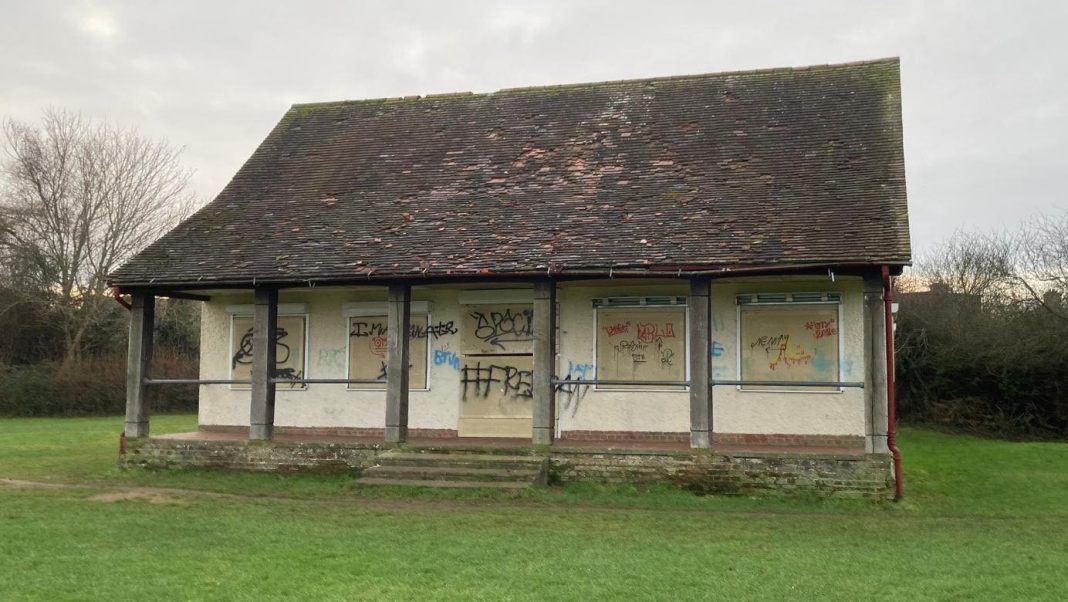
[385,283,411,443]
[532,280,557,445]
[688,278,713,448]
[249,287,278,440]
[124,292,155,438]
[864,272,890,453]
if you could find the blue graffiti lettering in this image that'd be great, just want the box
[433,350,461,371]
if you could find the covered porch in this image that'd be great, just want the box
[119,270,893,457]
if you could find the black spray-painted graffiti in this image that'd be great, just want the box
[232,327,293,369]
[350,320,457,339]
[231,327,302,381]
[416,321,458,339]
[470,308,533,350]
[461,362,533,400]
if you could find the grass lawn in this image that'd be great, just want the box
[1,416,1067,600]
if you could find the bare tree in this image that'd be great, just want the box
[1015,211,1068,322]
[0,109,195,364]
[918,229,1016,302]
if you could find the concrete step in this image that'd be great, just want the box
[355,477,532,489]
[357,451,549,489]
[362,464,541,482]
[376,452,544,471]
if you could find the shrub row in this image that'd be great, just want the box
[0,352,197,417]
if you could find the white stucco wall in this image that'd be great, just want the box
[197,277,869,438]
[198,287,462,432]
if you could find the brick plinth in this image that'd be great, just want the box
[121,436,893,498]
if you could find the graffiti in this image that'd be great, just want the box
[350,321,387,338]
[613,340,649,363]
[636,322,675,344]
[433,349,461,371]
[469,308,534,350]
[349,322,388,357]
[376,360,387,381]
[272,367,303,381]
[750,334,790,354]
[751,333,813,371]
[231,327,292,369]
[555,360,594,414]
[659,345,675,368]
[351,320,457,340]
[804,319,838,340]
[711,341,726,358]
[416,320,458,339]
[603,321,630,337]
[461,362,533,400]
[316,348,346,373]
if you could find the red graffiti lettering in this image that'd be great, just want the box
[636,322,676,343]
[603,321,630,337]
[804,320,837,340]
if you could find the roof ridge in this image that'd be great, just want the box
[287,57,900,112]
[496,57,900,94]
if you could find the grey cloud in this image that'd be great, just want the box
[2,0,1065,255]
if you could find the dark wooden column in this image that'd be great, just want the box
[532,280,557,445]
[688,278,713,448]
[249,287,278,440]
[385,283,411,443]
[124,292,155,438]
[864,272,889,453]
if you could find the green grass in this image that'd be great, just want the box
[1,417,1067,600]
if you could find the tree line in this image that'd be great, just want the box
[896,214,1068,438]
[0,109,199,415]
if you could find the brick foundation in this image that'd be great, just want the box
[199,425,458,439]
[559,430,865,449]
[713,433,866,449]
[121,436,892,498]
[560,430,689,443]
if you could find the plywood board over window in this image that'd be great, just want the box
[595,307,687,390]
[738,303,840,391]
[347,315,429,389]
[229,315,307,390]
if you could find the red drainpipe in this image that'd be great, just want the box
[882,265,904,500]
[111,288,132,311]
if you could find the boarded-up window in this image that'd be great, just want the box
[230,315,307,390]
[595,307,687,389]
[347,315,429,389]
[738,303,840,391]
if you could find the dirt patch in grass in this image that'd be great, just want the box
[88,490,186,505]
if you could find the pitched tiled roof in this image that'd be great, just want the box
[110,58,910,288]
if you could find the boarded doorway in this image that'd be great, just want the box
[457,303,534,437]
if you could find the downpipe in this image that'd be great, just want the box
[882,265,904,500]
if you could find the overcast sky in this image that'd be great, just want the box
[2,0,1065,257]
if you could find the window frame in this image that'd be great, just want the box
[734,292,844,394]
[590,297,690,392]
[227,309,310,392]
[344,311,433,392]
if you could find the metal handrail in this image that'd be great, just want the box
[269,378,384,385]
[552,378,690,386]
[712,380,864,388]
[144,378,250,386]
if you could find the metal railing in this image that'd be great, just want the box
[147,377,864,389]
